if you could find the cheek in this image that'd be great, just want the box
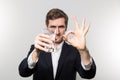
[60,29,66,35]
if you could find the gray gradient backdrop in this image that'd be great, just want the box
[0,0,120,80]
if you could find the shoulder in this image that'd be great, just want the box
[63,42,78,51]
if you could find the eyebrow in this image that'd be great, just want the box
[49,25,66,28]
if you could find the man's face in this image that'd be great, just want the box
[47,18,66,44]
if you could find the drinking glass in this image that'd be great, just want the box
[41,28,56,52]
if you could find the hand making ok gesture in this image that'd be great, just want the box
[63,17,90,51]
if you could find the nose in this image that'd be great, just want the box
[55,27,60,35]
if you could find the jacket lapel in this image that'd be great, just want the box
[55,42,69,80]
[44,52,54,79]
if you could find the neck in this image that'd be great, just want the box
[54,41,64,50]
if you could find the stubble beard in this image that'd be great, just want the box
[55,36,63,44]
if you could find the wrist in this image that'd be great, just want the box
[32,49,40,63]
[77,46,87,52]
[34,48,40,53]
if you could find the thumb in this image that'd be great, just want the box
[63,30,74,41]
[63,35,68,41]
[63,35,72,45]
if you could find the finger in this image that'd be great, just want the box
[35,34,50,42]
[38,37,52,44]
[37,40,51,48]
[36,34,52,44]
[63,35,72,45]
[84,22,90,36]
[40,34,50,39]
[73,16,80,30]
[35,44,48,52]
[35,40,51,52]
[35,37,52,49]
[63,30,74,43]
[81,17,86,30]
[64,30,75,37]
[63,34,69,42]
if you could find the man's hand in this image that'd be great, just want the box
[63,17,90,50]
[63,17,91,65]
[34,33,52,52]
[31,33,52,63]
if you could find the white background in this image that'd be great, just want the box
[0,0,120,80]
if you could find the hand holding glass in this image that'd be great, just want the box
[41,28,56,53]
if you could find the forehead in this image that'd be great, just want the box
[48,18,65,26]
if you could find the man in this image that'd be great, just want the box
[19,8,96,80]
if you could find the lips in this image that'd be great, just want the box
[55,36,60,40]
[55,36,58,40]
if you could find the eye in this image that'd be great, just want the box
[48,26,56,33]
[49,26,56,28]
[59,25,65,28]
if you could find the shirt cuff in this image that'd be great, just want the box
[27,51,38,69]
[81,57,93,70]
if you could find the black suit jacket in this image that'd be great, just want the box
[19,42,96,80]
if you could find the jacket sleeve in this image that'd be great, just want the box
[75,51,96,79]
[18,45,36,77]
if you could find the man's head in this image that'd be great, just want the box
[46,8,68,27]
[45,8,68,44]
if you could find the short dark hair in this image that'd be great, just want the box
[46,8,68,27]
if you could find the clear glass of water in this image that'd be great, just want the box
[41,28,56,52]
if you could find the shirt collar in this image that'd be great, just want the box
[54,41,64,53]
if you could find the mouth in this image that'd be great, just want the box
[55,36,58,40]
[55,35,61,40]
